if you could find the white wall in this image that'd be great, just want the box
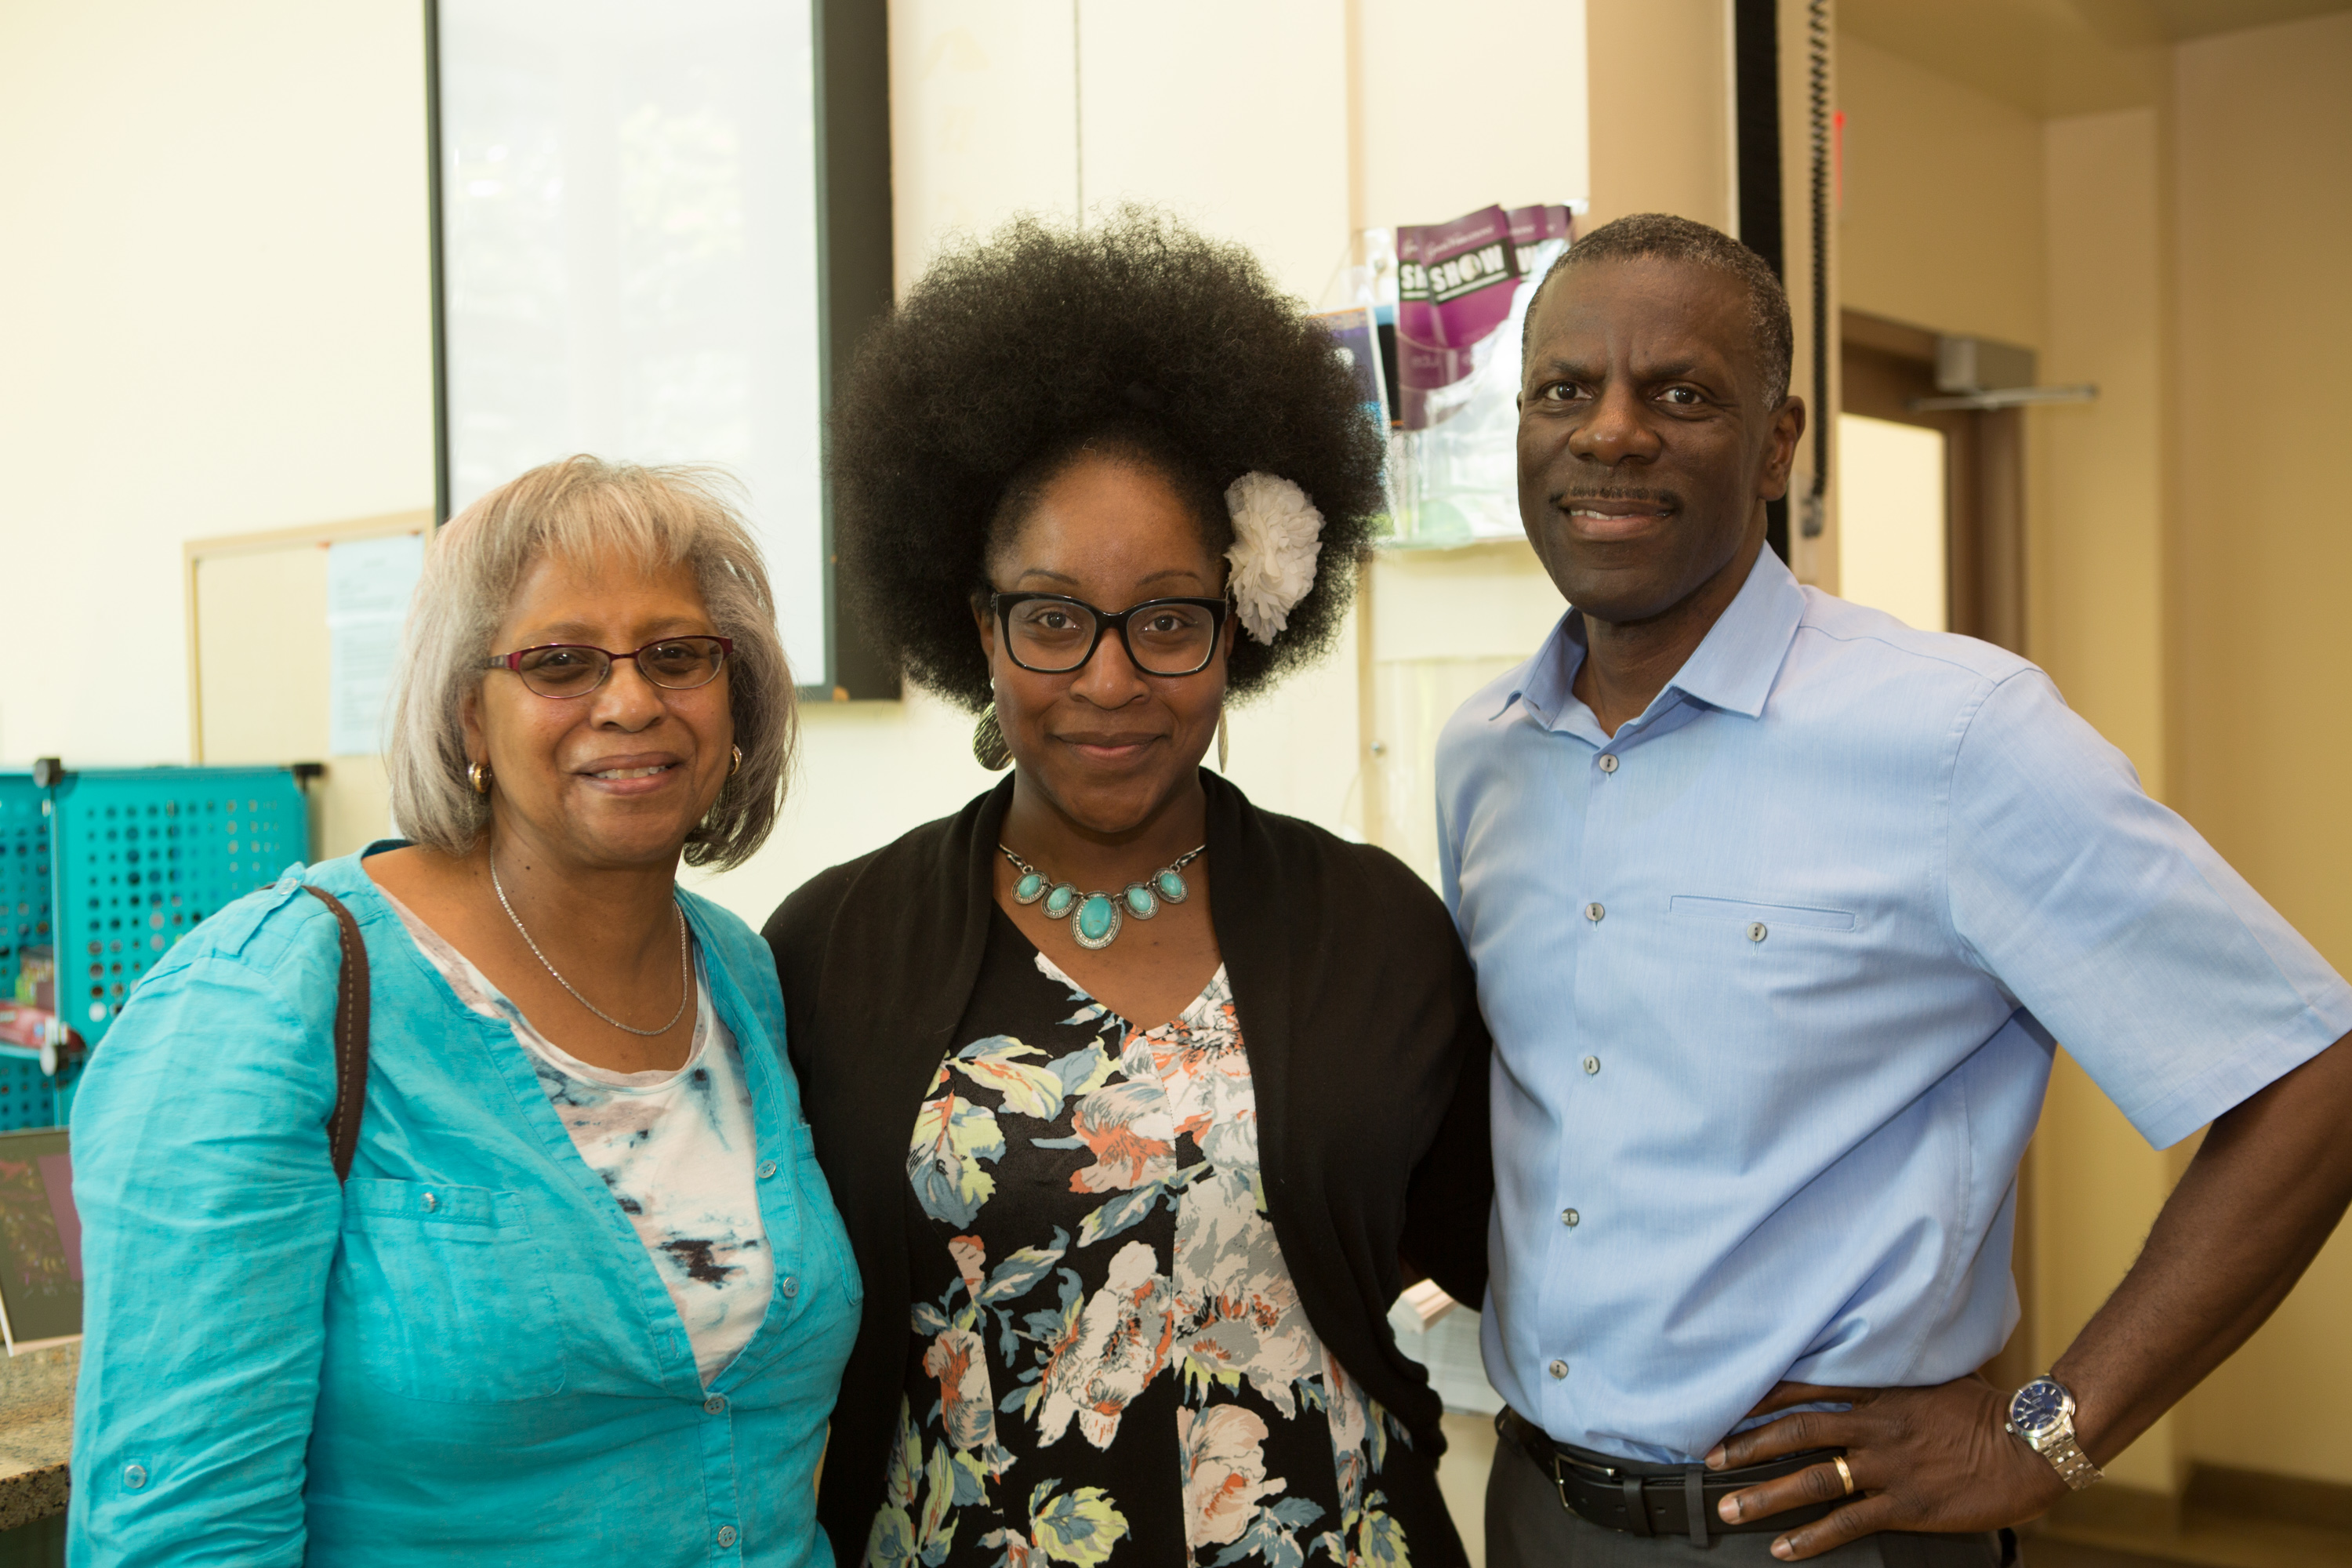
[690,0,1593,927]
[1080,1,1354,303]
[1,0,1591,933]
[0,0,436,768]
[1357,0,1592,230]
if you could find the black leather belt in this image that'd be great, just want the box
[1498,1406,1844,1547]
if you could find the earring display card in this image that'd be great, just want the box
[0,1129,78,1355]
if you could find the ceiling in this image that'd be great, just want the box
[2143,0,2352,40]
[1838,0,2352,115]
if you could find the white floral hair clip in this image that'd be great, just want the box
[1223,473,1324,645]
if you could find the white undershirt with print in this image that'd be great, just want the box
[383,891,773,1385]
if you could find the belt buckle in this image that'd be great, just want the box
[1552,1454,1658,1539]
[1552,1450,1708,1546]
[1549,1449,1613,1511]
[1549,1452,1577,1513]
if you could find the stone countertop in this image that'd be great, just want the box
[0,1342,74,1529]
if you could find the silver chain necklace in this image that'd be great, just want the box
[490,855,690,1037]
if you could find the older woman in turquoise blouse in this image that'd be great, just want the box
[70,457,859,1566]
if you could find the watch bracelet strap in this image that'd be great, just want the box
[2038,1428,2103,1490]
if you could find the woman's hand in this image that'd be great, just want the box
[1705,1377,2067,1560]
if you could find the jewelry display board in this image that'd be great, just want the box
[0,765,312,1128]
[0,782,55,1133]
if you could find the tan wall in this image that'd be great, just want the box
[2028,103,2189,1494]
[1838,32,2048,353]
[2166,9,2352,989]
[2168,10,2352,1486]
[1841,9,2352,1494]
[1584,0,1732,232]
[2038,107,2168,795]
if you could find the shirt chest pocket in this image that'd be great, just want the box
[1668,895,1859,942]
[337,1178,567,1403]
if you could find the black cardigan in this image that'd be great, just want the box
[765,771,1493,1562]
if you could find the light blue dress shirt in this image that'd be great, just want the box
[1436,549,2352,1464]
[71,844,861,1566]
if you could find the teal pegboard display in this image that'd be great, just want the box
[38,767,313,1127]
[0,777,56,1131]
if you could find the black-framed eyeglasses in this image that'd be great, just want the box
[989,593,1229,677]
[485,636,734,699]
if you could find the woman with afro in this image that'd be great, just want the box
[767,210,1491,1568]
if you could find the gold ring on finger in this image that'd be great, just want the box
[1832,1455,1857,1497]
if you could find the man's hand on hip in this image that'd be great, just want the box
[1705,1377,2064,1561]
[1708,1036,2352,1560]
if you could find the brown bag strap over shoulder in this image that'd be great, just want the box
[299,885,372,1184]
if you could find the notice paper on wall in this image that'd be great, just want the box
[327,534,427,757]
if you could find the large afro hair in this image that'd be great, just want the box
[829,207,1388,712]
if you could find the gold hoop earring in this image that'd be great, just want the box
[972,705,1012,771]
[729,745,743,777]
[468,760,492,796]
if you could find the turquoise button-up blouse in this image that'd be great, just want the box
[69,844,861,1566]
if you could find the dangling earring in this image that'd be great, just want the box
[972,705,1012,771]
[728,745,743,777]
[1217,710,1230,772]
[468,760,492,796]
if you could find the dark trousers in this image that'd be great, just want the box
[1486,1427,2016,1566]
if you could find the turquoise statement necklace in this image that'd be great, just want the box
[999,843,1206,951]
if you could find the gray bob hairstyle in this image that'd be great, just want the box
[384,456,797,871]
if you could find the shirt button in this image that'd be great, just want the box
[782,1276,800,1298]
[756,1159,778,1180]
[1548,1359,1570,1381]
[716,1524,738,1548]
[123,1464,148,1490]
[1583,1055,1600,1075]
[1584,902,1605,924]
[1598,753,1619,774]
[1561,1208,1581,1228]
[1748,922,1769,942]
[704,1394,726,1414]
[421,1192,438,1212]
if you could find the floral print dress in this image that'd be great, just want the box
[870,909,1438,1568]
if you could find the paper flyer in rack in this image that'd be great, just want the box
[328,533,428,757]
[1388,202,1576,542]
[1393,202,1574,431]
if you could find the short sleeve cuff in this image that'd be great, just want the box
[2126,989,2352,1149]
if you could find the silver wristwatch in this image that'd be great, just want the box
[2006,1376,2103,1490]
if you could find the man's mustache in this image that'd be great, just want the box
[1550,488,1684,510]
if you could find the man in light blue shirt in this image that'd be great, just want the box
[1438,213,2352,1566]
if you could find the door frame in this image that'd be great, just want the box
[1840,310,2027,653]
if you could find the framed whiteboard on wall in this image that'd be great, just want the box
[427,0,896,699]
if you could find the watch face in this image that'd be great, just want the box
[2011,1377,2071,1436]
